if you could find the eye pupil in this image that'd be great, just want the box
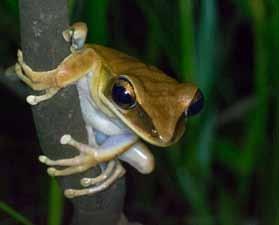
[112,78,136,109]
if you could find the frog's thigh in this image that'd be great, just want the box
[95,133,138,162]
[119,142,155,174]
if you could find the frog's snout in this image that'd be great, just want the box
[185,89,204,117]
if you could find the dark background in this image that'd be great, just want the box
[0,0,278,225]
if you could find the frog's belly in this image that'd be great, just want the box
[80,96,123,135]
[76,73,127,136]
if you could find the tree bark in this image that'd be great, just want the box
[18,0,125,224]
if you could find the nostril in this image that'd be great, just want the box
[186,89,204,117]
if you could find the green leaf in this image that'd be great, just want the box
[233,0,252,18]
[0,201,34,225]
[82,0,109,45]
[242,0,268,176]
[215,139,242,174]
[196,0,218,96]
[218,190,240,225]
[2,0,19,17]
[178,0,195,81]
[48,178,64,225]
[177,168,213,225]
[196,111,216,175]
[68,0,75,17]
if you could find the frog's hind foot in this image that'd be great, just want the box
[64,161,125,198]
[38,134,126,198]
[63,22,88,52]
[80,160,116,187]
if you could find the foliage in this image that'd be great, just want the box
[0,201,34,225]
[0,0,278,225]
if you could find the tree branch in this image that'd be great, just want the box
[18,0,125,224]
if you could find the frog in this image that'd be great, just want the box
[15,22,204,198]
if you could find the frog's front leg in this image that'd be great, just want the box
[16,47,101,105]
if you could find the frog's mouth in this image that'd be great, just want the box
[101,92,186,147]
[99,78,187,147]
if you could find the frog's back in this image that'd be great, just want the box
[87,44,177,84]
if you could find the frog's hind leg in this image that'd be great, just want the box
[47,163,92,177]
[39,153,88,167]
[39,154,116,182]
[119,142,155,174]
[80,160,116,187]
[64,161,125,198]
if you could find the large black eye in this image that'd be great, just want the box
[187,89,204,116]
[112,78,136,110]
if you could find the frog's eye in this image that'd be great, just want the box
[186,89,204,116]
[112,78,137,110]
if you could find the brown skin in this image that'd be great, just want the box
[16,44,198,146]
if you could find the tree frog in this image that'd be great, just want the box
[15,22,204,198]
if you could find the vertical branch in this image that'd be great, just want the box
[18,0,125,225]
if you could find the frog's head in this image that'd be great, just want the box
[100,69,204,147]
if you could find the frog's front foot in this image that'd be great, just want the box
[39,134,125,198]
[15,49,60,105]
